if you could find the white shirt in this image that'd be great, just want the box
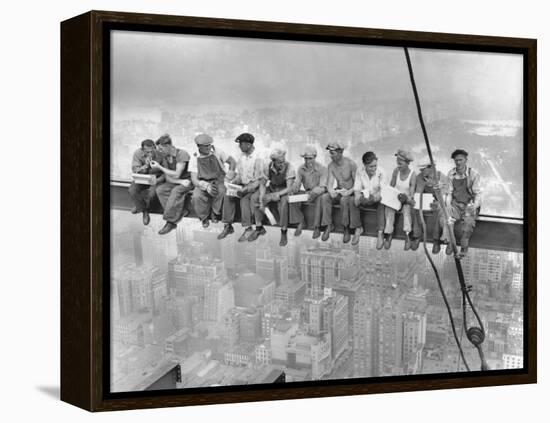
[354,166,386,196]
[236,148,265,185]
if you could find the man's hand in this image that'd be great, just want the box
[329,190,339,199]
[447,216,456,225]
[466,203,477,215]
[149,160,161,170]
[341,188,353,197]
[398,193,408,204]
[206,183,218,196]
[372,192,382,202]
[354,195,362,207]
[180,179,191,188]
[226,170,236,181]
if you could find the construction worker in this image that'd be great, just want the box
[189,133,237,228]
[350,151,387,248]
[290,145,328,239]
[321,141,357,243]
[441,149,481,256]
[128,139,164,226]
[410,161,448,253]
[218,133,266,242]
[384,149,416,250]
[150,134,192,235]
[255,147,298,246]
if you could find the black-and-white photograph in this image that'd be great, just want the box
[109,30,524,393]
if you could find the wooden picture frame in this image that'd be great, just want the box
[61,10,536,412]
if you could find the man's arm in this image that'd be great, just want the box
[341,160,357,197]
[131,150,149,174]
[470,170,482,209]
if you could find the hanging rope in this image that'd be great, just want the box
[403,47,489,371]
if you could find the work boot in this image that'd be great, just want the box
[411,237,420,251]
[294,222,304,237]
[376,231,384,250]
[351,227,363,245]
[202,219,210,229]
[343,227,351,244]
[312,227,321,239]
[321,224,333,241]
[445,243,453,255]
[131,206,140,214]
[248,226,266,242]
[158,222,176,235]
[432,240,441,254]
[384,234,393,250]
[280,230,288,246]
[404,234,412,251]
[217,224,234,240]
[238,227,254,242]
[142,210,150,226]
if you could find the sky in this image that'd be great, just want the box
[111,30,523,119]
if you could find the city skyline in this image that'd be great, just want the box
[110,211,523,392]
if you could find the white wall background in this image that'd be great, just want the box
[0,0,545,421]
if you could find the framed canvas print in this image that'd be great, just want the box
[60,10,536,411]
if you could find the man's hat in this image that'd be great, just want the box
[235,133,255,144]
[300,145,318,158]
[270,148,286,160]
[395,149,414,162]
[194,133,214,146]
[418,160,434,170]
[326,141,345,151]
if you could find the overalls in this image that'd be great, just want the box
[191,154,227,222]
[441,176,477,247]
[155,152,192,224]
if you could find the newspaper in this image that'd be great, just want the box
[380,184,402,210]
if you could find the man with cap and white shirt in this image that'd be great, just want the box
[383,148,417,250]
[290,145,328,239]
[350,151,387,248]
[440,149,481,256]
[218,132,266,242]
[189,133,237,228]
[321,141,357,243]
[254,147,298,246]
[410,161,448,253]
[150,134,193,235]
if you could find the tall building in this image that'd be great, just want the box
[204,278,235,322]
[301,247,359,297]
[353,294,378,377]
[193,228,221,259]
[112,263,165,318]
[167,256,225,296]
[141,226,178,270]
[401,311,427,368]
[377,297,404,376]
[238,308,262,342]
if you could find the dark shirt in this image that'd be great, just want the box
[294,161,327,191]
[161,147,191,180]
[131,148,162,174]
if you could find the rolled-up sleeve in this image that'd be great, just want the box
[254,157,268,181]
[353,169,363,192]
[131,150,144,174]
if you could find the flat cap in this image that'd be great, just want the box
[418,160,434,170]
[194,133,214,146]
[235,133,255,144]
[300,145,318,158]
[326,141,345,151]
[270,148,287,160]
[395,149,414,162]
